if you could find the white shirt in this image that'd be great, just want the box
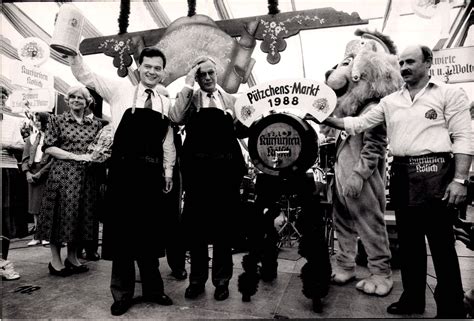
[1,114,25,168]
[70,55,175,177]
[29,129,45,163]
[344,78,473,156]
[200,89,224,111]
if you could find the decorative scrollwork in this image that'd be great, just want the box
[260,14,326,64]
[98,37,134,77]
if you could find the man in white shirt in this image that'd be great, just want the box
[70,48,175,316]
[323,45,472,318]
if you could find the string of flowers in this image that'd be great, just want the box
[268,0,280,15]
[188,0,196,17]
[118,0,130,35]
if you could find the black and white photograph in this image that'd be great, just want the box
[1,0,473,319]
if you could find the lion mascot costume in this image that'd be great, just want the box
[324,29,403,296]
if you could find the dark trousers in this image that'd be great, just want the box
[166,240,186,272]
[395,201,465,317]
[110,257,164,302]
[189,240,232,288]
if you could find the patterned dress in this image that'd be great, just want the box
[36,112,102,243]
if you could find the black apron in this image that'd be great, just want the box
[389,153,454,209]
[181,108,246,245]
[102,108,171,260]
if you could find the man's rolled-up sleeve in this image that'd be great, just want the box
[70,54,116,104]
[444,87,473,155]
[162,125,176,178]
[344,101,386,135]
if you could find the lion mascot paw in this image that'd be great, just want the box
[331,266,356,285]
[356,274,393,296]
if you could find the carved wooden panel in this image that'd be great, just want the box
[79,7,367,76]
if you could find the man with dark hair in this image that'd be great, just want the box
[69,48,175,316]
[138,47,167,66]
[322,45,472,318]
[170,57,246,301]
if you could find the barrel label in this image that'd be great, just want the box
[256,122,302,169]
[236,78,337,126]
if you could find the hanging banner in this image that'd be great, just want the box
[17,37,50,66]
[430,46,474,83]
[10,61,54,89]
[235,78,337,127]
[9,89,55,113]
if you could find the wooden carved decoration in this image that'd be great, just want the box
[98,35,136,77]
[79,6,367,84]
[258,11,327,64]
[155,14,258,93]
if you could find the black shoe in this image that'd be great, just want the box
[48,262,72,277]
[312,296,323,313]
[110,300,132,316]
[84,252,100,261]
[143,293,173,306]
[64,258,89,274]
[387,301,425,315]
[170,269,187,280]
[185,284,205,299]
[214,285,229,301]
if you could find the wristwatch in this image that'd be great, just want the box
[453,178,469,186]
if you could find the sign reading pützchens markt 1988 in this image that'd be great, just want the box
[430,46,474,84]
[234,78,337,127]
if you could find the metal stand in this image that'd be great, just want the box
[276,194,302,248]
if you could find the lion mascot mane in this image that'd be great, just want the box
[324,29,403,296]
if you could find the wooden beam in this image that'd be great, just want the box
[79,7,367,76]
[80,7,367,54]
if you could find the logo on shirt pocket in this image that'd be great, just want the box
[424,108,437,120]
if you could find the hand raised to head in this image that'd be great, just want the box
[185,64,200,87]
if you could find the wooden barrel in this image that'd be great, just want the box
[248,112,318,176]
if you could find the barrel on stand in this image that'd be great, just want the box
[248,112,318,177]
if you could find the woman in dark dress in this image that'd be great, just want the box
[36,86,102,276]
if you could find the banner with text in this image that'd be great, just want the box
[10,89,55,113]
[430,46,474,83]
[11,61,54,89]
[235,78,337,127]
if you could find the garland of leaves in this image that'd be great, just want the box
[118,0,130,35]
[187,0,196,17]
[268,0,280,15]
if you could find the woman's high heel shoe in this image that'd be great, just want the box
[64,258,89,274]
[48,262,71,277]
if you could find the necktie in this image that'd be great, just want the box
[29,132,41,165]
[144,89,153,109]
[207,92,217,108]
